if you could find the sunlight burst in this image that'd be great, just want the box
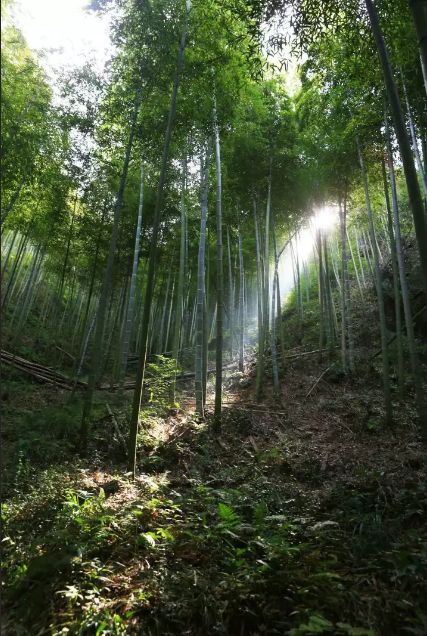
[311,207,339,231]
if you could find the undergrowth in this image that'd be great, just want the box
[2,260,427,636]
[2,397,427,636]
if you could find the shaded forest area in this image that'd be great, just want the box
[1,0,427,634]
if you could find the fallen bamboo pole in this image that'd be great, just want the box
[99,361,239,391]
[284,346,339,360]
[1,351,76,381]
[56,345,75,362]
[1,351,238,392]
[1,350,87,388]
[305,367,330,398]
[1,357,72,388]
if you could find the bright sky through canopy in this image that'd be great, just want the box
[12,0,114,74]
[312,207,339,231]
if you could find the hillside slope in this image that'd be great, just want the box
[2,269,427,636]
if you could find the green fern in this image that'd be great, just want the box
[218,503,239,528]
[254,500,268,524]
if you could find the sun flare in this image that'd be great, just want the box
[311,207,339,231]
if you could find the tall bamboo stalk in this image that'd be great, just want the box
[170,158,186,406]
[1,163,32,227]
[323,234,334,354]
[255,163,272,401]
[1,230,17,282]
[195,150,210,416]
[385,115,427,430]
[270,219,280,398]
[160,255,174,352]
[227,227,234,360]
[11,242,42,351]
[127,0,191,476]
[118,159,145,397]
[81,78,143,450]
[253,194,263,359]
[213,95,223,426]
[346,228,364,306]
[353,228,366,287]
[317,230,325,361]
[165,279,175,352]
[407,0,427,95]
[364,0,427,296]
[238,225,244,373]
[358,142,393,423]
[342,196,355,371]
[1,230,29,312]
[381,156,404,398]
[272,217,286,364]
[402,78,427,202]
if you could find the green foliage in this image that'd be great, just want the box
[2,0,427,632]
[218,502,240,527]
[15,400,82,466]
[144,355,179,407]
[288,615,375,635]
[2,393,427,635]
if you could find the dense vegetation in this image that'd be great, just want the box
[1,0,426,634]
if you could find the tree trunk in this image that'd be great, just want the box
[272,219,286,364]
[358,142,393,423]
[364,0,427,296]
[402,79,427,202]
[1,230,18,282]
[11,242,42,351]
[382,156,404,399]
[1,164,32,227]
[338,203,348,370]
[323,234,334,353]
[107,278,129,386]
[330,238,342,291]
[52,197,78,380]
[364,230,377,289]
[165,287,175,352]
[238,225,244,373]
[127,5,190,474]
[79,205,107,358]
[133,259,148,351]
[1,230,29,312]
[346,228,364,306]
[253,195,264,360]
[118,159,145,397]
[295,238,303,339]
[353,227,366,287]
[160,254,174,353]
[202,291,208,407]
[408,0,427,94]
[270,219,281,398]
[213,96,223,427]
[195,151,210,416]
[227,227,234,360]
[255,163,272,401]
[170,158,186,406]
[80,80,143,450]
[270,263,281,398]
[342,196,355,371]
[72,306,99,394]
[317,230,325,361]
[385,116,427,431]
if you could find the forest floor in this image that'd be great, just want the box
[2,259,427,636]
[2,336,427,636]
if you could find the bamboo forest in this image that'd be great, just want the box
[2,0,427,633]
